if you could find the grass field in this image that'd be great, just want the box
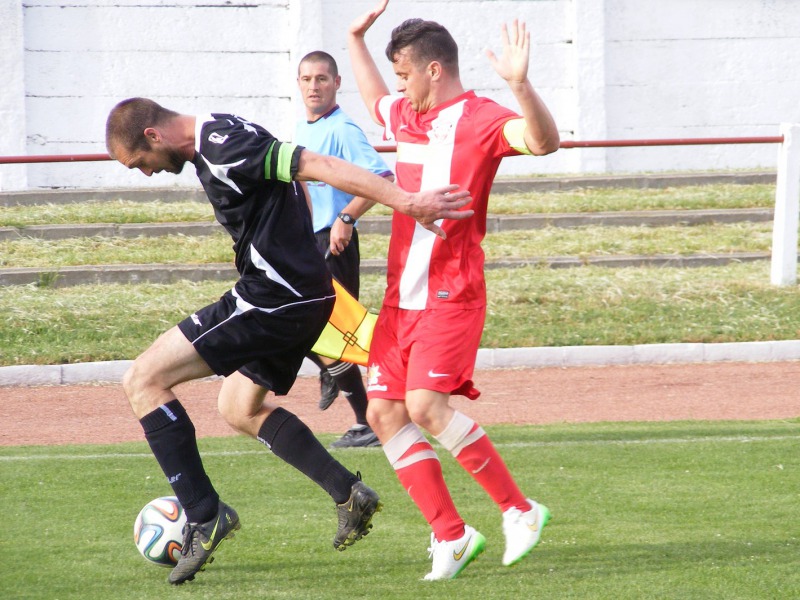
[3,421,799,599]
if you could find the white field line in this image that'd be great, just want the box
[1,434,799,462]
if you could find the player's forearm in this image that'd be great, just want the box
[508,79,560,156]
[298,151,413,214]
[347,34,390,124]
[297,151,472,236]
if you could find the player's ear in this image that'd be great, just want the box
[428,61,442,81]
[335,75,342,90]
[143,127,160,145]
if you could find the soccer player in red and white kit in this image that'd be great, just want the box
[347,0,560,580]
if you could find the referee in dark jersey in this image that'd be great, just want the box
[105,97,472,585]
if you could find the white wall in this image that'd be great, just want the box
[601,0,798,173]
[0,0,28,189]
[2,0,799,190]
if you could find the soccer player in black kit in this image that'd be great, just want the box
[105,98,472,584]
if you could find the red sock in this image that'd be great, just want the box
[384,423,464,541]
[436,412,528,513]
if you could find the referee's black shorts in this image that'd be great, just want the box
[177,287,335,395]
[315,227,360,298]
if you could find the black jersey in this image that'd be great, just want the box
[192,114,333,308]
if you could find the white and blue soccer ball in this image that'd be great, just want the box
[133,496,187,567]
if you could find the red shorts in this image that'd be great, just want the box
[366,305,485,401]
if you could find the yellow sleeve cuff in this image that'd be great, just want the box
[503,118,532,155]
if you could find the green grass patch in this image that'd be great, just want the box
[2,184,770,224]
[0,222,778,268]
[0,280,233,365]
[6,198,374,222]
[365,183,776,216]
[3,263,800,365]
[360,222,776,261]
[486,183,776,214]
[0,200,214,227]
[0,181,791,365]
[481,262,800,347]
[2,421,799,599]
[0,233,235,268]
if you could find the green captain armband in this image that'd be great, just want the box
[503,118,532,155]
[264,141,299,183]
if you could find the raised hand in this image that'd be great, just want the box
[485,19,530,84]
[349,0,389,37]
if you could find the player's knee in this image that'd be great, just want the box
[217,395,237,426]
[367,400,406,438]
[216,395,248,434]
[122,361,140,398]
[122,361,156,415]
[365,402,383,433]
[405,403,434,429]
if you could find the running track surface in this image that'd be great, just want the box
[3,361,800,447]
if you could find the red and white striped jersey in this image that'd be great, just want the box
[375,91,522,310]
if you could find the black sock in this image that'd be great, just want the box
[327,361,368,426]
[257,407,356,504]
[140,399,219,523]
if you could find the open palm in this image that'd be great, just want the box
[349,0,389,36]
[485,20,530,84]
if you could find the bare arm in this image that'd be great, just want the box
[296,150,472,239]
[347,0,392,124]
[486,20,560,155]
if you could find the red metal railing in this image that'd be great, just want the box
[0,136,785,165]
[0,153,111,164]
[558,136,783,149]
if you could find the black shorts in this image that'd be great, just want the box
[178,288,335,395]
[315,227,360,298]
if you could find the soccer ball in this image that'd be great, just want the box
[133,496,187,567]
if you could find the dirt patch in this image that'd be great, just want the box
[3,361,800,447]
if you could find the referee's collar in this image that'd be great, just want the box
[307,105,339,124]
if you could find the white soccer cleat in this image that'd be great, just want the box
[423,524,486,581]
[502,499,551,567]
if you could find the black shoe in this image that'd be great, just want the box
[168,501,240,585]
[330,425,381,448]
[319,371,339,410]
[333,475,382,551]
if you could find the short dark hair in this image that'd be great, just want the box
[298,50,339,78]
[105,97,178,156]
[385,18,459,74]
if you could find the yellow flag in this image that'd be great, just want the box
[311,278,377,366]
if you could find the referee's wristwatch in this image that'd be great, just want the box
[337,212,356,225]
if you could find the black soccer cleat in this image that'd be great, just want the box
[168,501,240,585]
[333,476,382,551]
[330,425,381,449]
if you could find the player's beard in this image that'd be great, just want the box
[164,148,186,174]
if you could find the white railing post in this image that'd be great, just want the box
[770,123,800,285]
